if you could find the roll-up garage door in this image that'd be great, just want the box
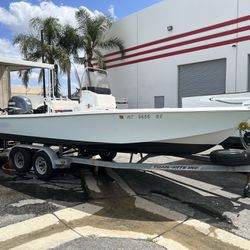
[178,59,226,107]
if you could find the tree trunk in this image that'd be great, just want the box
[87,51,93,68]
[67,67,71,99]
[54,64,60,97]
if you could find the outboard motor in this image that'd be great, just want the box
[8,96,33,115]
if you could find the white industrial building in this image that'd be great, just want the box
[106,0,250,108]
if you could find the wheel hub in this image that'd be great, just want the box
[35,156,47,175]
[14,152,25,169]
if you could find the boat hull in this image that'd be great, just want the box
[0,107,249,155]
[0,132,212,155]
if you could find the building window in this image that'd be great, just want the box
[154,96,164,108]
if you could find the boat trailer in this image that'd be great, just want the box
[70,153,250,197]
[2,143,250,198]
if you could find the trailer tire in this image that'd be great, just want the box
[210,149,250,166]
[33,151,53,180]
[9,147,32,173]
[99,151,117,161]
[244,184,250,198]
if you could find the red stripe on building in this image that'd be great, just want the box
[105,25,250,64]
[107,35,250,69]
[104,15,250,58]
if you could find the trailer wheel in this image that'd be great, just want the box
[9,147,32,173]
[99,151,117,161]
[33,151,53,180]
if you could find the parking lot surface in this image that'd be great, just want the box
[0,154,250,249]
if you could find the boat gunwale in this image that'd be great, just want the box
[0,106,250,119]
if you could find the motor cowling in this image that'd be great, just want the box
[8,96,33,115]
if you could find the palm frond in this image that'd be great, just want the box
[18,69,31,88]
[75,8,92,34]
[76,10,125,68]
[30,17,42,30]
[13,17,63,90]
[30,17,61,45]
[13,34,41,59]
[38,69,43,83]
[99,37,125,57]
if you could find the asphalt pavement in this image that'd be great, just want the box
[0,153,249,250]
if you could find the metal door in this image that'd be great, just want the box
[178,59,226,107]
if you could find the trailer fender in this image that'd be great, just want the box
[36,147,58,169]
[38,148,72,169]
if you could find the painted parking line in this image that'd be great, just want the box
[150,170,241,199]
[10,230,80,250]
[184,219,250,249]
[54,203,103,222]
[0,214,59,242]
[110,169,250,249]
[0,203,103,250]
[0,169,249,250]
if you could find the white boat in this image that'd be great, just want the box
[182,93,250,149]
[1,106,250,155]
[1,69,250,156]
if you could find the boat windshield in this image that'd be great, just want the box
[80,68,111,95]
[81,68,110,89]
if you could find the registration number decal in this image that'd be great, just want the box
[119,114,163,120]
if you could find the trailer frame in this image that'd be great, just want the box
[3,143,250,197]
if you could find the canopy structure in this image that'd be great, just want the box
[0,57,54,71]
[0,57,54,109]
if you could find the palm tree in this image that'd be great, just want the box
[58,25,80,98]
[13,17,67,97]
[75,9,124,69]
